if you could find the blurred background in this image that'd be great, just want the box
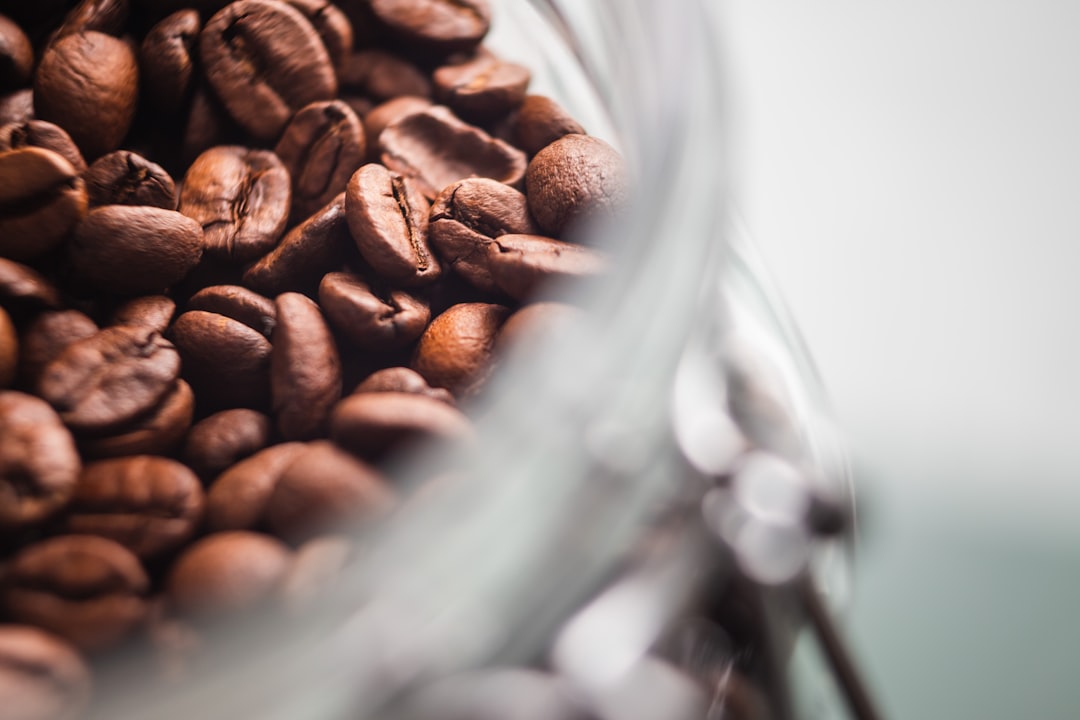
[720,1,1080,717]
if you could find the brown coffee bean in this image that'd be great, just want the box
[525,134,627,237]
[282,0,353,72]
[178,146,291,263]
[200,0,337,141]
[428,177,539,292]
[205,442,306,531]
[38,325,181,433]
[345,163,440,285]
[330,391,472,460]
[78,379,194,459]
[433,50,530,121]
[166,531,292,619]
[18,311,98,388]
[319,271,430,350]
[278,534,352,611]
[0,89,33,125]
[52,0,129,39]
[486,234,606,300]
[0,535,149,652]
[0,392,80,531]
[183,408,273,481]
[34,31,138,159]
[0,120,87,173]
[341,49,432,102]
[170,310,272,411]
[511,95,586,157]
[69,206,203,294]
[0,258,61,312]
[275,100,366,222]
[366,0,491,53]
[265,440,393,540]
[0,147,87,261]
[411,302,509,397]
[187,285,276,338]
[353,366,455,405]
[0,625,92,720]
[0,15,33,91]
[271,293,341,440]
[0,306,15,387]
[243,193,353,296]
[63,456,204,559]
[140,9,200,114]
[380,106,527,200]
[363,95,431,159]
[110,295,175,332]
[84,151,177,209]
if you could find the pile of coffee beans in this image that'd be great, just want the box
[0,0,634,716]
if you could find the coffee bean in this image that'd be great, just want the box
[140,9,201,115]
[511,95,586,157]
[363,95,432,159]
[17,310,99,387]
[78,379,194,459]
[282,0,353,72]
[200,0,337,141]
[271,292,342,440]
[0,306,15,387]
[380,105,527,199]
[181,86,241,167]
[69,206,203,294]
[110,295,176,332]
[275,100,366,222]
[278,534,352,612]
[0,535,149,652]
[64,456,205,559]
[341,49,432,102]
[345,163,441,285]
[486,233,606,300]
[265,440,393,540]
[38,325,181,433]
[0,258,62,312]
[353,366,455,405]
[166,531,292,619]
[330,391,472,460]
[0,120,86,173]
[0,89,33,125]
[170,310,272,411]
[494,302,583,357]
[0,625,92,720]
[34,31,138,159]
[319,271,430,350]
[84,151,177,209]
[52,0,129,40]
[433,50,530,121]
[366,0,491,53]
[428,177,539,292]
[187,285,276,338]
[0,391,80,531]
[0,15,33,92]
[182,408,273,481]
[411,302,509,397]
[178,145,291,263]
[0,147,87,261]
[525,134,627,237]
[205,442,307,531]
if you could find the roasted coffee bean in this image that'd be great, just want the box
[265,440,393,540]
[187,285,276,338]
[84,151,177,209]
[341,49,432,102]
[17,310,99,387]
[140,9,201,115]
[486,234,606,300]
[345,163,440,285]
[428,177,539,292]
[319,271,430,350]
[275,100,366,222]
[511,95,586,157]
[433,50,530,121]
[170,310,272,411]
[110,295,176,332]
[363,95,432,158]
[69,206,203,294]
[205,442,307,531]
[0,147,88,261]
[0,15,33,92]
[243,193,352,295]
[34,31,138,159]
[0,89,33,125]
[0,535,149,652]
[412,302,509,397]
[167,531,292,619]
[183,408,273,481]
[179,146,291,263]
[353,367,455,404]
[380,106,527,200]
[0,258,61,312]
[330,391,472,460]
[525,134,627,237]
[79,380,194,459]
[0,306,15,387]
[366,0,491,53]
[278,534,352,611]
[64,456,204,559]
[271,293,342,440]
[283,0,353,72]
[0,120,87,173]
[38,325,181,433]
[200,0,337,141]
[0,625,92,720]
[0,392,80,531]
[52,0,129,39]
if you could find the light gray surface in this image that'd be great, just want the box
[722,1,1080,718]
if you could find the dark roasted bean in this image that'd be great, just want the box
[363,95,432,159]
[353,367,455,405]
[18,311,99,388]
[366,0,491,54]
[0,148,87,261]
[140,9,201,114]
[525,134,627,237]
[0,120,87,173]
[486,233,606,300]
[183,408,273,481]
[78,380,194,459]
[187,285,277,338]
[170,310,272,411]
[0,15,33,91]
[282,0,353,72]
[271,293,342,440]
[319,271,430,350]
[0,625,92,720]
[433,50,530,121]
[205,442,307,532]
[330,391,472,460]
[0,307,14,387]
[411,302,509,397]
[511,94,586,157]
[84,151,177,209]
[341,49,432,102]
[110,295,176,332]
